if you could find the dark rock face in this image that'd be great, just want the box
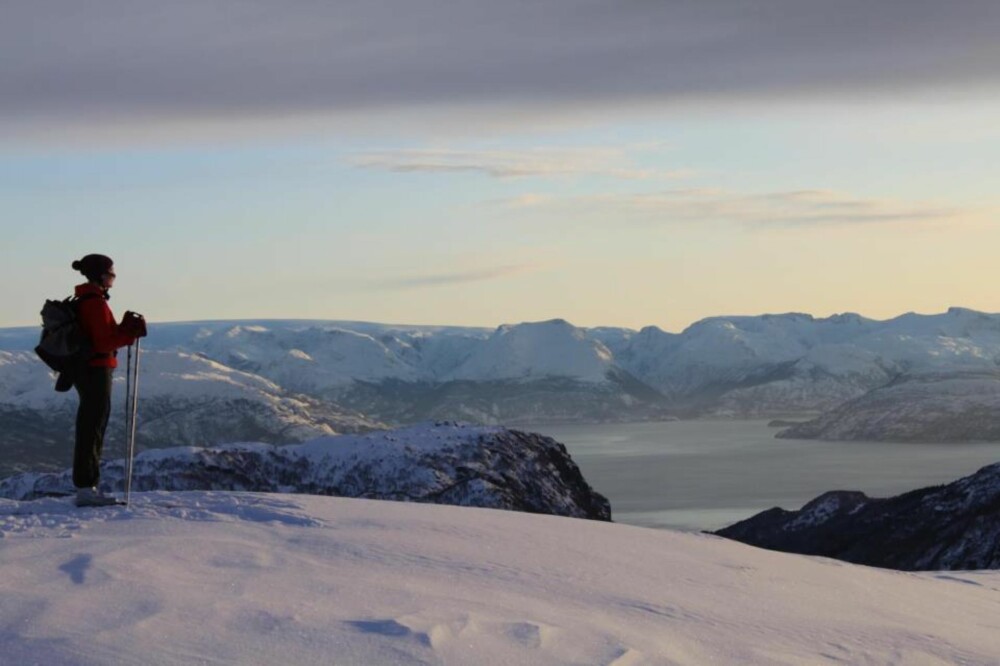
[714,463,1000,570]
[0,424,611,522]
[767,419,808,428]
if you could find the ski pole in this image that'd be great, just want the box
[125,338,141,506]
[124,344,133,500]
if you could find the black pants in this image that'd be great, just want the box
[74,366,114,489]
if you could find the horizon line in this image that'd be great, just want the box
[0,306,989,337]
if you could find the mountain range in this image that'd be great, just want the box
[4,307,1000,471]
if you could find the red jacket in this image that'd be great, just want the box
[75,283,135,368]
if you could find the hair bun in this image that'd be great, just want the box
[73,254,113,280]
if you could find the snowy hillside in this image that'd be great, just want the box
[0,351,377,478]
[1,492,998,664]
[0,423,611,521]
[193,325,425,391]
[448,319,614,383]
[777,371,1000,441]
[0,349,376,424]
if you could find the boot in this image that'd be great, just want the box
[75,487,121,507]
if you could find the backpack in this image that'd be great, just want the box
[35,293,99,390]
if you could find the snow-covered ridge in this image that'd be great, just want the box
[195,325,426,391]
[1,491,998,664]
[0,423,611,521]
[449,319,615,383]
[131,309,1000,406]
[191,318,620,387]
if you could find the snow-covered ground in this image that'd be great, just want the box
[2,492,998,665]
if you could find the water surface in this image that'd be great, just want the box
[529,420,1000,532]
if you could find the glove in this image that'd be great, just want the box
[122,311,148,338]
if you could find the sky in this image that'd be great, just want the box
[3,1,1000,331]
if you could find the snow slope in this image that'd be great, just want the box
[192,325,425,391]
[0,350,374,423]
[1,492,998,665]
[448,319,615,383]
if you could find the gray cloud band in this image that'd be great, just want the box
[511,189,965,227]
[367,265,534,290]
[352,148,677,180]
[3,1,999,128]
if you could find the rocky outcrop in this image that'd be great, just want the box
[0,423,611,521]
[714,462,1000,570]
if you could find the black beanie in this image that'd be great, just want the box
[72,254,114,282]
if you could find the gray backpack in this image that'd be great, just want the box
[35,293,98,390]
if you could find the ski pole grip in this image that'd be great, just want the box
[123,311,148,338]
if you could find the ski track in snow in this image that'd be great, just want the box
[1,491,999,665]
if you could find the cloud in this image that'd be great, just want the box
[365,264,536,290]
[3,2,999,137]
[511,188,966,228]
[352,148,687,180]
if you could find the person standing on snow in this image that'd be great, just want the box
[70,254,146,507]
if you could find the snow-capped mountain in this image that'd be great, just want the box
[612,309,1000,415]
[776,370,1000,441]
[0,423,611,521]
[178,319,669,424]
[192,324,425,391]
[7,308,1000,439]
[448,319,614,383]
[715,460,1000,570]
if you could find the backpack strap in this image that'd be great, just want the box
[73,292,102,305]
[71,292,108,362]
